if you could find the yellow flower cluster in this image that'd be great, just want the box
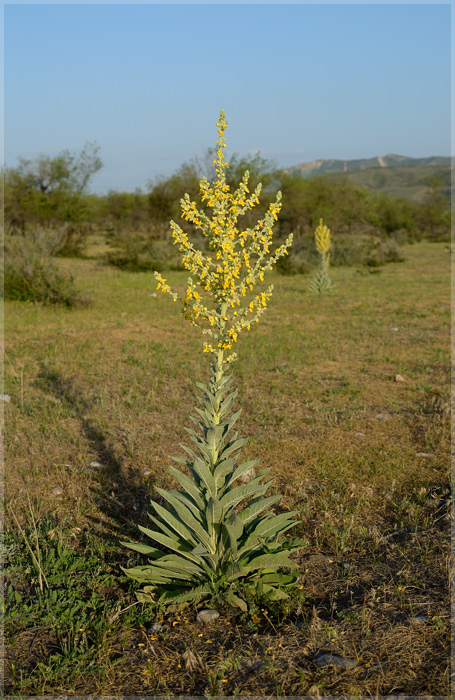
[154,110,293,364]
[314,218,332,256]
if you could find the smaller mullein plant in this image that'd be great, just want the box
[308,218,333,294]
[121,110,305,612]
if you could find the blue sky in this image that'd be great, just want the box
[4,3,452,193]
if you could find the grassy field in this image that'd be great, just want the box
[3,241,452,696]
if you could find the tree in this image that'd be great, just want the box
[416,176,451,240]
[5,142,103,231]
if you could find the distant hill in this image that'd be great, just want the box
[281,155,453,203]
[282,154,453,179]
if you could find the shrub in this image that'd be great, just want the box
[4,234,88,306]
[105,228,189,272]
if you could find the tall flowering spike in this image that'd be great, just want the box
[154,110,293,367]
[314,218,332,255]
[123,112,305,612]
[309,218,333,295]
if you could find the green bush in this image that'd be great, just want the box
[4,234,88,306]
[365,238,406,267]
[105,228,206,272]
[105,231,164,272]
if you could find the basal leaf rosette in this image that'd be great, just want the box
[154,110,293,364]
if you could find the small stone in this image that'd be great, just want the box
[408,615,428,625]
[0,394,11,402]
[314,652,356,670]
[416,452,436,458]
[238,467,256,484]
[375,412,392,421]
[51,486,63,496]
[395,374,405,382]
[148,622,163,632]
[143,470,152,477]
[197,609,220,624]
[90,461,103,468]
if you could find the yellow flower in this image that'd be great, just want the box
[152,110,293,365]
[314,218,331,254]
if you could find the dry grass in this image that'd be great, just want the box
[3,241,451,696]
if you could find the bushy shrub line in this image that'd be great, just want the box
[4,232,88,306]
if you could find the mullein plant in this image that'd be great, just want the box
[308,218,333,294]
[122,111,304,612]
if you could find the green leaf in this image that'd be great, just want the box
[220,408,242,437]
[159,583,212,606]
[206,496,223,527]
[150,560,202,580]
[195,381,210,394]
[253,511,300,539]
[217,391,238,418]
[226,591,248,611]
[155,488,212,550]
[188,415,205,433]
[259,572,297,586]
[148,513,180,540]
[169,466,205,509]
[151,498,200,544]
[213,455,240,484]
[225,562,248,580]
[194,441,216,468]
[120,541,166,558]
[121,565,176,584]
[244,553,297,572]
[225,513,244,551]
[216,390,237,413]
[220,477,271,513]
[191,458,217,497]
[172,455,192,467]
[238,494,281,524]
[138,525,200,563]
[202,389,220,414]
[161,553,206,574]
[218,436,248,461]
[206,425,224,452]
[168,489,201,518]
[228,458,261,486]
[179,444,199,463]
[191,543,210,556]
[194,406,215,427]
[259,583,290,600]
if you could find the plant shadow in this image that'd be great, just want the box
[37,364,152,542]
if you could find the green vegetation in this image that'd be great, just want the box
[4,231,89,306]
[308,219,333,294]
[329,163,452,203]
[2,130,451,694]
[123,112,303,610]
[4,241,451,696]
[3,144,450,283]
